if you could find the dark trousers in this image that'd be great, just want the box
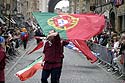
[41,67,62,83]
[0,81,5,83]
[22,40,27,49]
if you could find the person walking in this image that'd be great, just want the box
[20,32,29,50]
[41,30,69,83]
[0,36,6,83]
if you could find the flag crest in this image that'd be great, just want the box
[48,14,79,30]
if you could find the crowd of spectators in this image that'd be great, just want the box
[0,23,34,62]
[90,30,125,79]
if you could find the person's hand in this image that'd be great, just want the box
[47,36,54,41]
[47,32,58,37]
[41,61,45,66]
[47,32,58,41]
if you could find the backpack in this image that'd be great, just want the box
[21,33,28,41]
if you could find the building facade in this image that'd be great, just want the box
[69,0,90,13]
[90,0,125,32]
[116,0,125,32]
[39,0,48,12]
[69,0,125,32]
[15,0,48,21]
[17,0,39,21]
[90,0,116,32]
[0,0,49,27]
[0,0,18,27]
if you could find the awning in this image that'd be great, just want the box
[4,16,16,24]
[0,17,5,24]
[11,18,16,24]
[22,22,31,27]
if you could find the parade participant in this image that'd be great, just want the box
[0,36,6,83]
[20,32,29,50]
[41,30,69,83]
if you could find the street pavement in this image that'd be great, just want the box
[5,39,124,83]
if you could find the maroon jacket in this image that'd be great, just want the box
[43,34,69,70]
[21,33,29,41]
[0,45,6,81]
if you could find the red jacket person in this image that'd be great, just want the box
[41,30,69,83]
[0,36,6,83]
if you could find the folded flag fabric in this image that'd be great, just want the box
[28,41,44,55]
[71,40,97,63]
[32,12,105,40]
[16,57,43,81]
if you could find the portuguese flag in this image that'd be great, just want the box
[32,12,105,40]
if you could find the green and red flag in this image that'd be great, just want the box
[32,12,105,40]
[28,41,44,55]
[32,12,105,63]
[16,57,43,81]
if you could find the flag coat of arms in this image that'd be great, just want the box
[32,12,105,40]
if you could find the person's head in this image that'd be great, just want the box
[113,35,119,42]
[47,30,57,41]
[21,27,27,32]
[0,36,5,48]
[120,33,125,44]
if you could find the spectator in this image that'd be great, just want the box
[118,32,125,77]
[20,32,29,50]
[0,36,6,83]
